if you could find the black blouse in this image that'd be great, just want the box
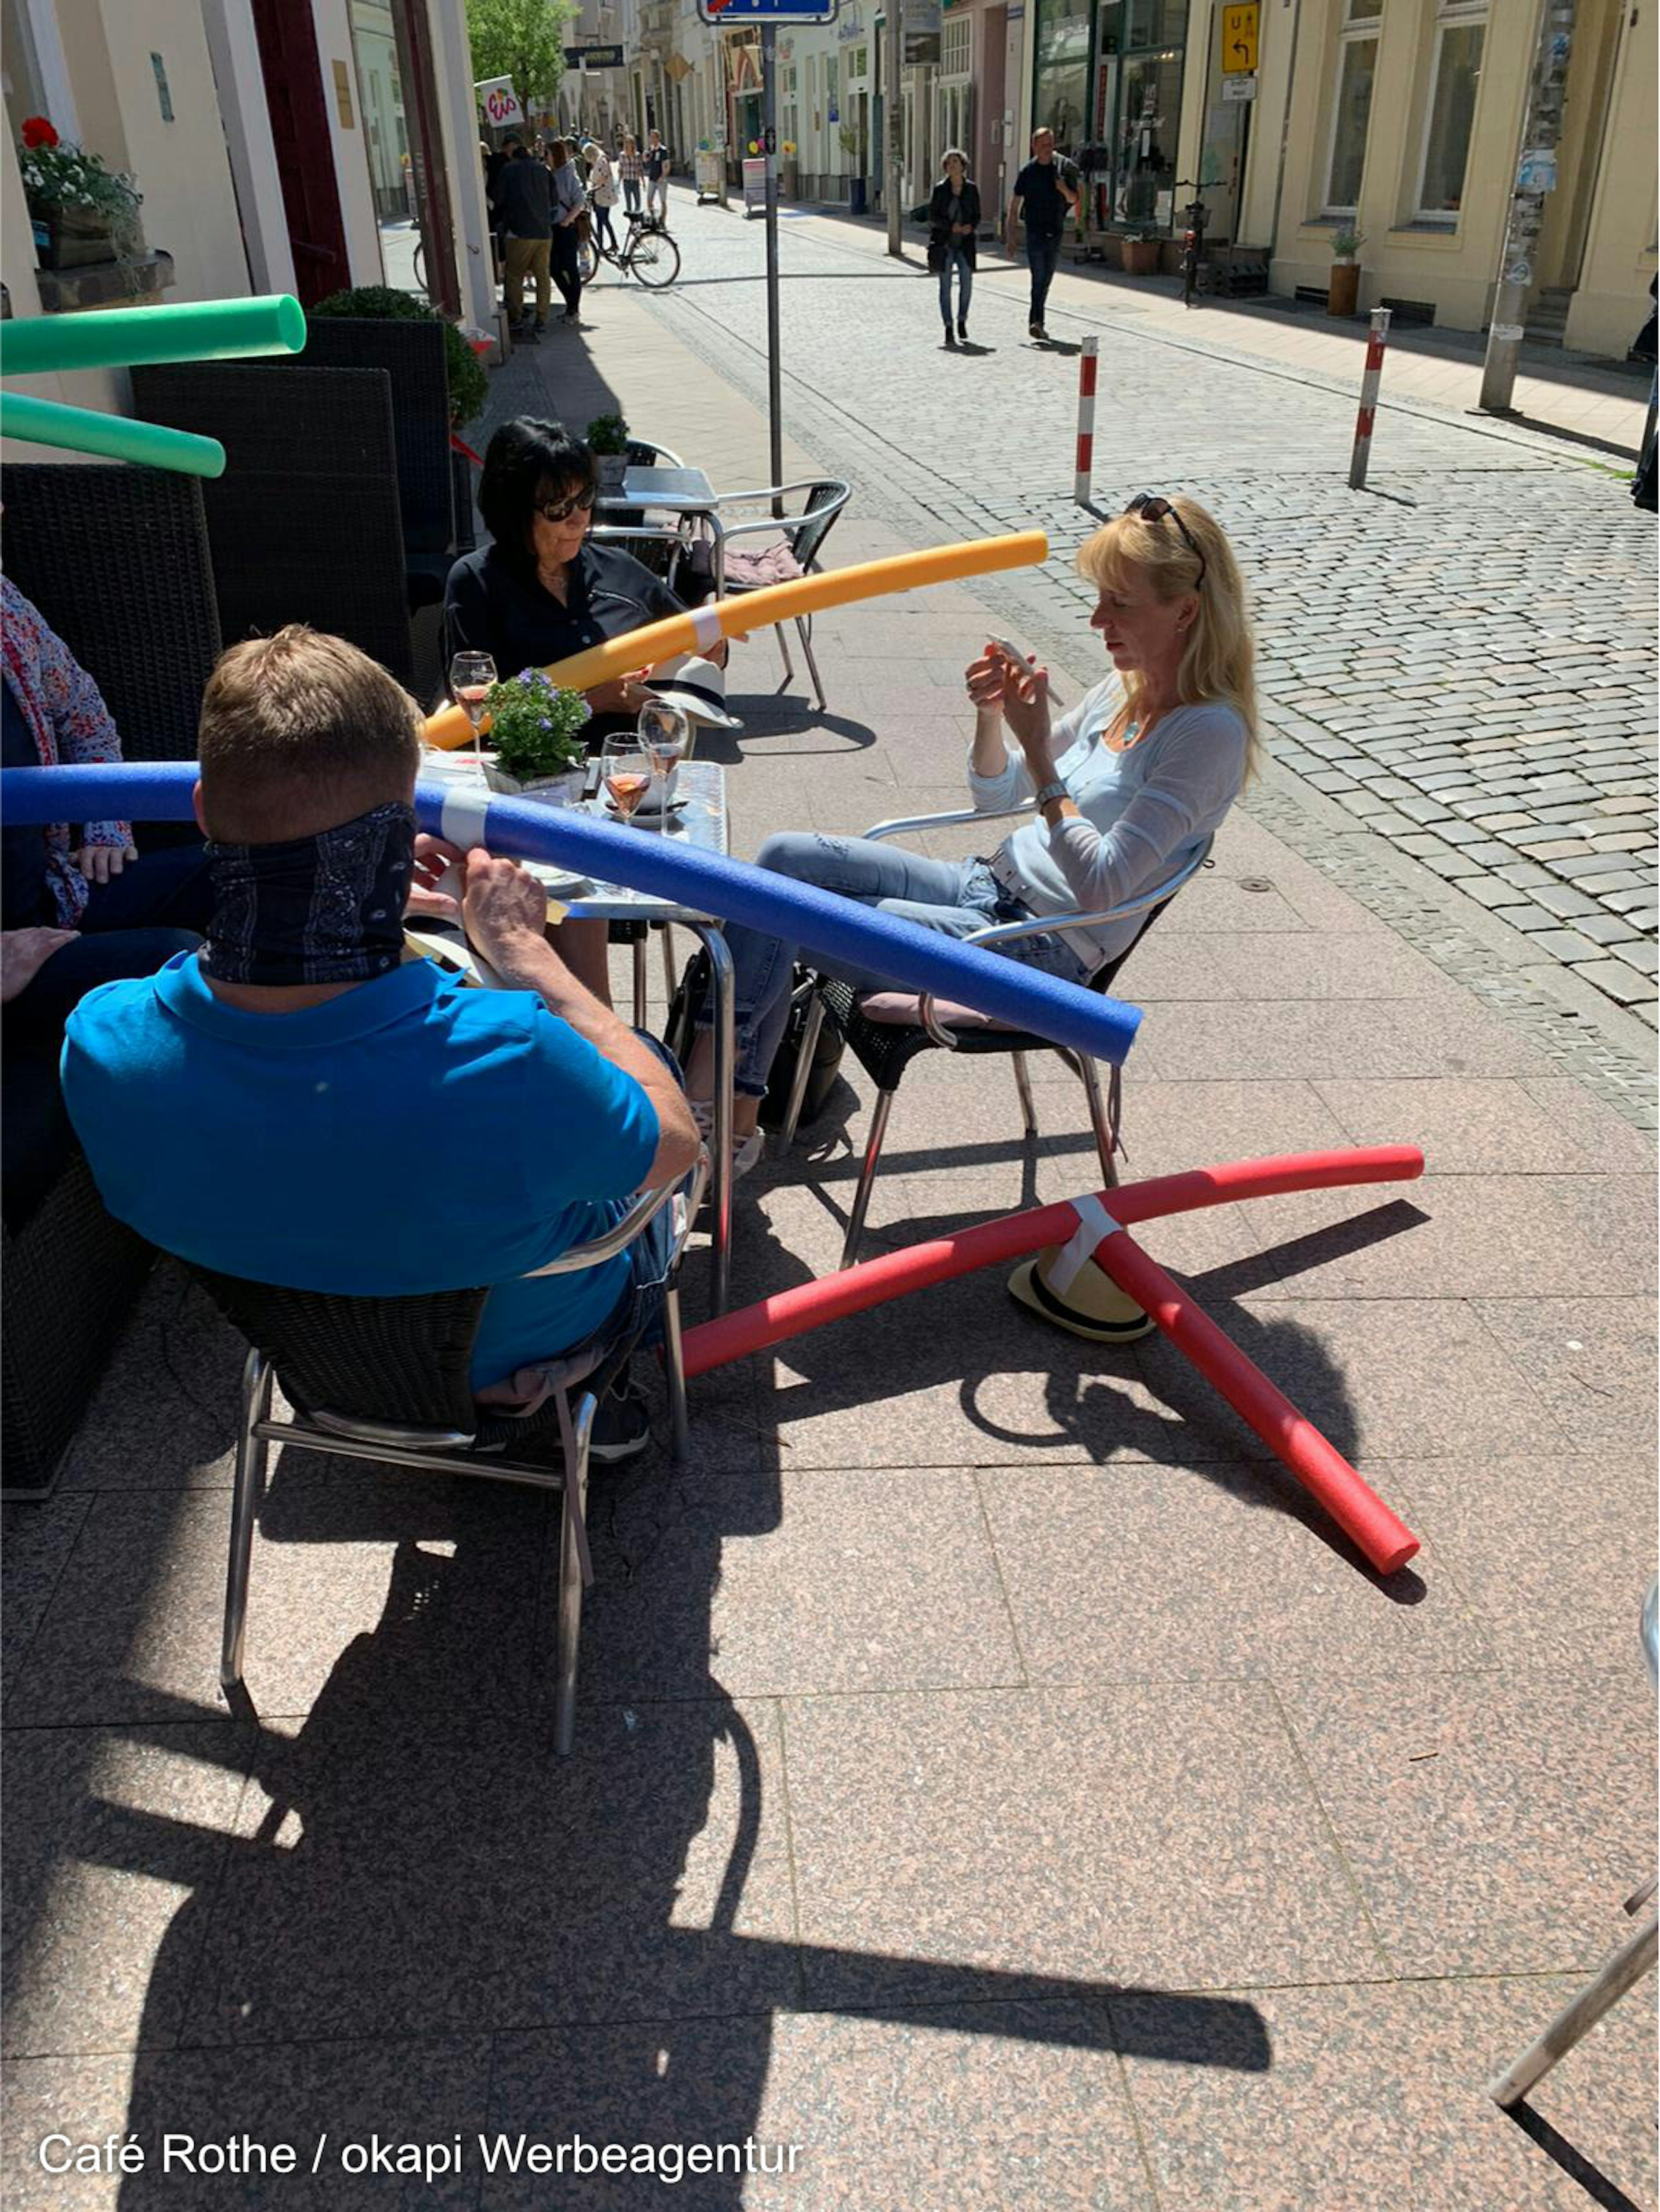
[442,540,684,744]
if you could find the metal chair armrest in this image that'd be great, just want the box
[702,479,846,513]
[522,1150,709,1276]
[862,800,1035,843]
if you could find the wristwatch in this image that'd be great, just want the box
[1034,780,1069,809]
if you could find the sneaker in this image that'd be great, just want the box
[1029,319,1044,339]
[532,318,547,333]
[958,322,970,345]
[691,1099,765,1180]
[590,1380,651,1464]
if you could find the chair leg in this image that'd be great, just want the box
[1077,1054,1119,1190]
[779,992,827,1148]
[1012,1051,1039,1136]
[220,1348,272,1701]
[840,1090,895,1271]
[659,922,677,1004]
[662,1283,691,1464]
[797,616,826,712]
[632,932,648,1029]
[773,622,794,688]
[553,1390,597,1757]
[1486,1908,1658,2107]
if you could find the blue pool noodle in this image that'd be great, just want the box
[1,764,1143,1065]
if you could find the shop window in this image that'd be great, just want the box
[1415,0,1484,218]
[1323,0,1379,215]
[1033,0,1092,148]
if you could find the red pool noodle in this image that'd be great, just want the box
[1091,1225,1419,1575]
[683,1146,1424,1378]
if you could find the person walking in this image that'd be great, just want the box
[928,149,980,349]
[1006,127,1077,342]
[545,138,587,324]
[618,133,644,216]
[644,129,671,223]
[491,136,553,340]
[584,138,619,255]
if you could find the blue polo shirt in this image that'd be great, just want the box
[61,953,659,1390]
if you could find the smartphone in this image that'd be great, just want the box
[982,635,1034,666]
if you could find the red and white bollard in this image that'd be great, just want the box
[1074,335,1098,505]
[1348,306,1392,490]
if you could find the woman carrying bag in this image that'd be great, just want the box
[929,150,980,350]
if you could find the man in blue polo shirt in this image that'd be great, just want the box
[61,626,699,1457]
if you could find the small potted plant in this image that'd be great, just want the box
[17,116,144,277]
[840,124,866,216]
[1119,227,1162,276]
[481,671,591,805]
[585,411,630,494]
[1328,228,1363,318]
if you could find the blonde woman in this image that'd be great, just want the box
[681,495,1255,1173]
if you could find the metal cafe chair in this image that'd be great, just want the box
[778,813,1213,1269]
[696,479,852,710]
[187,1157,706,1756]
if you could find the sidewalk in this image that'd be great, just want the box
[1,232,1655,2212]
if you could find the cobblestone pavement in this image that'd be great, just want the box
[629,193,1657,1032]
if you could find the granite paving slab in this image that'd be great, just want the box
[1314,1074,1660,1174]
[783,1684,1384,2007]
[1468,1298,1659,1451]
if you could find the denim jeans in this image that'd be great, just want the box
[938,249,973,329]
[1026,230,1061,325]
[622,177,642,214]
[700,831,1093,1096]
[593,201,616,252]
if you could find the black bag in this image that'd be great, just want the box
[664,952,844,1133]
[926,237,948,275]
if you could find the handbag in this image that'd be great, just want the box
[575,208,593,248]
[926,236,948,275]
[664,953,845,1134]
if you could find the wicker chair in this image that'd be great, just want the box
[132,362,417,686]
[0,465,223,1499]
[187,1157,706,1755]
[286,318,457,602]
[778,815,1213,1268]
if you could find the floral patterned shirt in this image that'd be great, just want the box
[1,576,131,926]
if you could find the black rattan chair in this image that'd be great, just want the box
[1,464,224,1498]
[132,362,417,686]
[187,1159,705,1754]
[777,813,1213,1267]
[287,318,457,601]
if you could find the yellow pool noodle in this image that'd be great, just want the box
[422,528,1049,749]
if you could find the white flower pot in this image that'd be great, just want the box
[482,761,586,808]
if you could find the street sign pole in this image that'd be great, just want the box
[1478,0,1577,415]
[886,0,903,255]
[762,21,784,508]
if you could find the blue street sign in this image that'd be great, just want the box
[697,0,838,20]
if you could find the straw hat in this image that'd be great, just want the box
[1007,1244,1154,1343]
[642,652,742,729]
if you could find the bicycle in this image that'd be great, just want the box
[1175,178,1223,309]
[576,205,680,289]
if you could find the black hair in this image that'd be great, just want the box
[477,417,598,572]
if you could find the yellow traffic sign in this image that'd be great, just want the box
[1222,1,1259,71]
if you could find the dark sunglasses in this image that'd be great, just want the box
[1124,492,1206,588]
[536,489,597,523]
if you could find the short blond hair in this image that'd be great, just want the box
[198,627,421,843]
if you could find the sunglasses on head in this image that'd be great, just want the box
[1124,492,1206,588]
[536,488,597,523]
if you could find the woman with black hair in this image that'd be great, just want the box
[442,417,713,743]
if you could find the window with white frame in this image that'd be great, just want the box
[1415,0,1484,218]
[941,16,971,76]
[1323,0,1379,216]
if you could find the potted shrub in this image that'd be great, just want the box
[17,116,144,279]
[840,124,866,216]
[480,671,592,804]
[309,284,489,428]
[1327,228,1363,318]
[585,411,630,493]
[1119,228,1162,276]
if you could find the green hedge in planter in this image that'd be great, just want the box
[310,285,488,427]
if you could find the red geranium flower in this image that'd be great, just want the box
[21,116,59,149]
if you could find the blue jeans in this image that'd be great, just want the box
[938,249,973,329]
[702,831,1092,1097]
[1026,230,1061,325]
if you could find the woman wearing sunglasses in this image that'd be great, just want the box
[443,417,720,745]
[681,492,1255,1175]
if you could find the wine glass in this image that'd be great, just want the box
[637,699,690,812]
[600,733,653,824]
[447,652,497,746]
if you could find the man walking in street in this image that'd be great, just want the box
[491,135,553,341]
[644,129,671,224]
[1006,128,1077,342]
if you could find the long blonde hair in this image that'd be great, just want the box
[1078,496,1259,777]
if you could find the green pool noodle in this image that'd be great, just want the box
[0,292,305,379]
[0,392,225,477]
